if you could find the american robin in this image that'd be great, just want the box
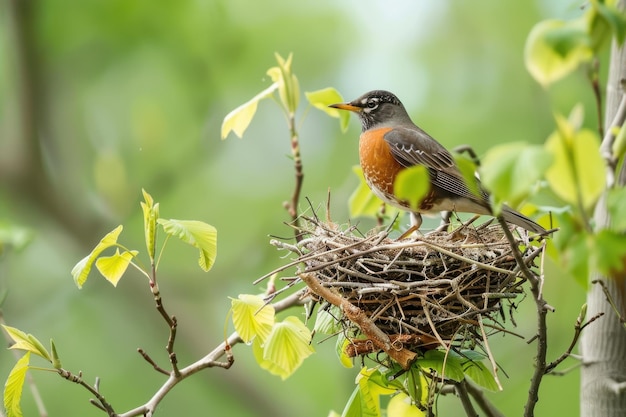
[330,90,546,234]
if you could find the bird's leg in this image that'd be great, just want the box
[396,212,422,240]
[435,211,452,232]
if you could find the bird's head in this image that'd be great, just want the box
[329,90,411,131]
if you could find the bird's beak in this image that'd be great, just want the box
[328,102,361,112]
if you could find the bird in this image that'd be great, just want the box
[329,90,546,234]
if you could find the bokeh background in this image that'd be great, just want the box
[0,0,596,415]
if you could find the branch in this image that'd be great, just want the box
[285,113,304,240]
[299,272,417,369]
[113,290,305,417]
[465,380,506,417]
[496,217,549,417]
[545,307,605,374]
[455,380,478,417]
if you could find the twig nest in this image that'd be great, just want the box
[275,217,541,354]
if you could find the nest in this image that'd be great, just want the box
[271,216,543,362]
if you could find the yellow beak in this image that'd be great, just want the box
[328,102,361,112]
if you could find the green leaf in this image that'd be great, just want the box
[349,167,387,218]
[453,154,481,199]
[50,339,62,369]
[4,351,30,417]
[314,305,342,335]
[355,368,395,417]
[417,350,464,382]
[157,219,217,272]
[231,294,275,343]
[524,18,592,86]
[336,336,354,369]
[387,393,425,417]
[592,230,626,277]
[271,52,300,114]
[141,189,159,262]
[545,116,605,211]
[71,225,123,289]
[305,87,350,132]
[221,82,279,139]
[393,165,430,212]
[607,187,626,231]
[341,386,366,417]
[481,142,552,208]
[95,249,139,287]
[595,2,626,45]
[463,360,500,391]
[2,325,51,362]
[261,316,314,380]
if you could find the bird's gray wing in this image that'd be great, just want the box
[383,126,487,203]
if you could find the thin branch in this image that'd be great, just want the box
[113,290,306,417]
[545,309,604,374]
[592,279,626,327]
[455,380,478,417]
[285,113,304,240]
[465,380,506,417]
[496,217,548,417]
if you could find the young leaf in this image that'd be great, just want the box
[524,18,592,86]
[355,368,395,417]
[2,325,51,362]
[305,87,350,132]
[393,165,429,212]
[336,336,354,369]
[480,142,552,208]
[545,123,605,211]
[157,219,217,272]
[341,386,366,417]
[141,189,159,262]
[50,339,62,370]
[314,305,342,335]
[271,53,300,114]
[387,393,425,417]
[463,360,500,391]
[231,294,275,343]
[71,225,124,289]
[4,351,30,417]
[221,83,279,139]
[261,316,314,380]
[95,249,139,287]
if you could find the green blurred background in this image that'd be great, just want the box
[0,0,595,415]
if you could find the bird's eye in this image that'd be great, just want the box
[367,100,378,109]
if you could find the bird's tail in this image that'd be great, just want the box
[500,205,546,234]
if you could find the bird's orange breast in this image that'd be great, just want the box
[359,127,406,206]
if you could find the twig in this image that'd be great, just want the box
[285,113,304,240]
[477,314,503,391]
[455,380,478,417]
[57,369,115,415]
[592,279,626,326]
[497,217,548,417]
[545,309,604,374]
[589,58,605,140]
[137,349,169,376]
[465,379,506,417]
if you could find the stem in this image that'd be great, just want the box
[286,112,304,240]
